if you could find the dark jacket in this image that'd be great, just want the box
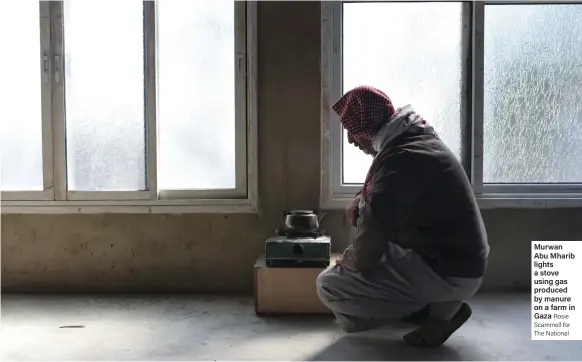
[349,133,490,278]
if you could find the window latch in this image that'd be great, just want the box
[54,55,61,83]
[42,53,49,84]
[236,53,246,78]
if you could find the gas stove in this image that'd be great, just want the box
[264,230,331,268]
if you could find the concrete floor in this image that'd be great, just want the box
[1,293,581,361]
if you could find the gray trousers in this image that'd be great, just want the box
[316,241,482,324]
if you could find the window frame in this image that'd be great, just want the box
[1,1,259,214]
[2,2,55,202]
[320,0,582,210]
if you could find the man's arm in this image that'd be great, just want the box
[349,152,429,272]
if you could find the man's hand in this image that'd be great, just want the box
[335,251,345,265]
[336,246,357,271]
[346,196,360,227]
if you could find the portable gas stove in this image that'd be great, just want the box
[264,230,331,268]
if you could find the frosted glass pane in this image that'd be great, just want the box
[0,2,43,191]
[63,0,146,191]
[157,0,236,190]
[342,2,463,184]
[484,5,582,184]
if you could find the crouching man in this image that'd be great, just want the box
[317,86,489,347]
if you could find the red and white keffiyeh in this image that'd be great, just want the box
[332,86,396,141]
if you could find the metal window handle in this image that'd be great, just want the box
[54,55,61,83]
[42,53,49,83]
[236,53,245,78]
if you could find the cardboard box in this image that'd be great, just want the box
[254,254,339,314]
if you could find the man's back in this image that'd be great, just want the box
[371,133,490,278]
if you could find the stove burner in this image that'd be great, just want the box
[274,229,326,238]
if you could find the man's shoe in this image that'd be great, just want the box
[402,302,472,347]
[400,305,430,326]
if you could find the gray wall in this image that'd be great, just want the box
[2,2,581,294]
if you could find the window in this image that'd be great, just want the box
[321,1,582,209]
[0,1,47,194]
[341,2,464,185]
[0,1,258,213]
[483,4,582,185]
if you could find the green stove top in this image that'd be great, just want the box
[265,234,331,268]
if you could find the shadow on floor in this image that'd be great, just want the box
[257,314,481,361]
[305,334,482,361]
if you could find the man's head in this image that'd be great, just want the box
[332,86,395,156]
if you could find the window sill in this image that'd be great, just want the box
[476,193,582,209]
[0,198,260,214]
[320,194,582,210]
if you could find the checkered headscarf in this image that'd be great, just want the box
[332,86,396,141]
